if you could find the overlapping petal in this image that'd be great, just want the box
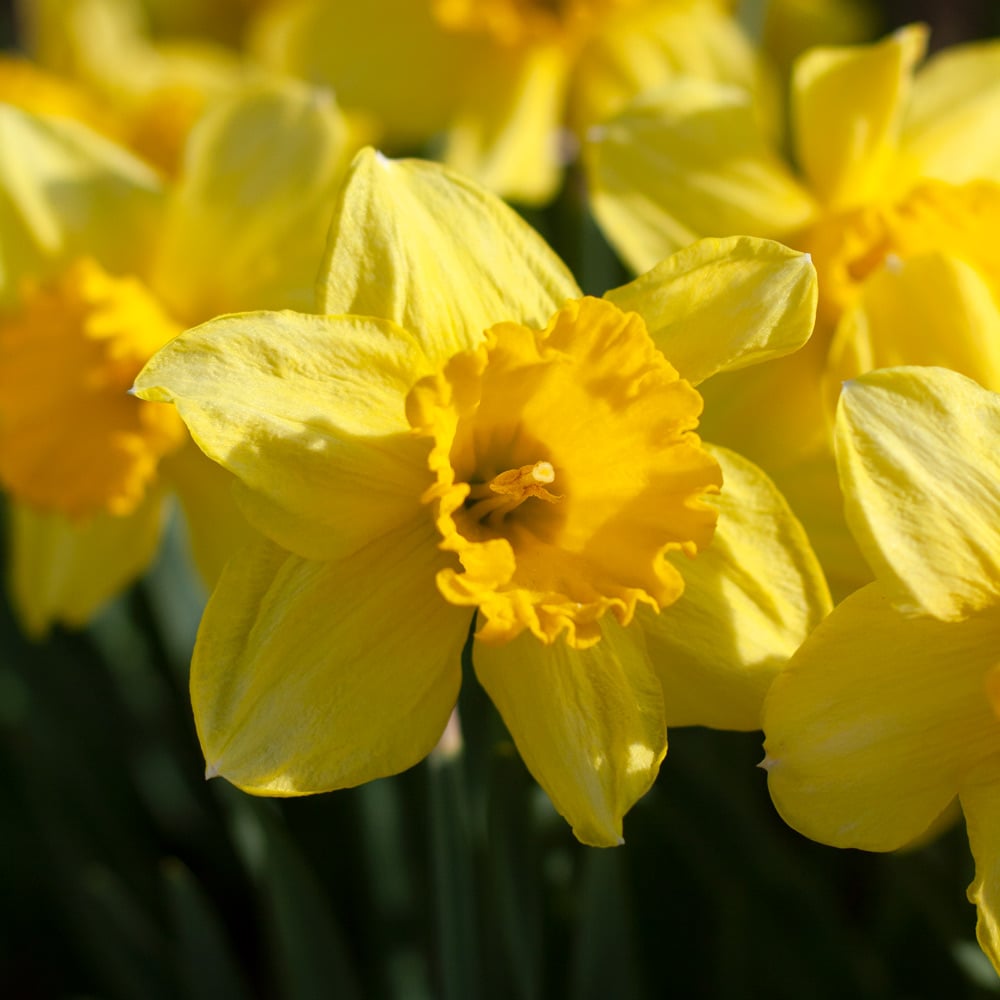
[0,104,163,300]
[763,584,1000,851]
[901,38,1000,187]
[604,236,817,385]
[473,617,665,847]
[160,441,256,588]
[836,367,1000,619]
[827,253,1000,397]
[319,149,580,363]
[193,523,471,795]
[572,0,768,133]
[6,493,165,635]
[645,445,831,731]
[134,311,433,560]
[444,41,569,206]
[586,80,814,272]
[791,24,927,209]
[960,755,1000,977]
[250,0,476,141]
[152,79,352,321]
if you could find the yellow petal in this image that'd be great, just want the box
[791,25,927,209]
[250,0,477,141]
[763,584,1000,850]
[151,79,352,322]
[0,55,124,139]
[761,448,873,603]
[160,441,256,588]
[319,148,580,363]
[192,524,471,794]
[960,755,1000,978]
[444,41,568,205]
[694,331,831,475]
[585,79,815,273]
[901,38,1000,186]
[827,253,1000,400]
[0,104,163,301]
[6,492,165,636]
[134,311,433,561]
[473,618,665,847]
[644,444,831,731]
[604,236,817,385]
[572,0,770,134]
[836,366,1000,619]
[761,0,878,77]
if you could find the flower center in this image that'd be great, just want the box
[0,257,186,519]
[465,460,561,527]
[406,296,721,649]
[792,179,1000,327]
[431,0,638,45]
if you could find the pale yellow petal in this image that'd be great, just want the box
[645,445,831,731]
[836,366,1000,619]
[0,104,163,302]
[586,79,815,273]
[444,41,569,205]
[763,584,1000,850]
[960,754,1000,978]
[160,441,256,588]
[151,78,352,322]
[249,0,476,141]
[901,38,1000,186]
[761,448,873,603]
[134,311,433,561]
[6,492,165,636]
[827,253,1000,399]
[695,333,831,471]
[319,149,580,363]
[193,524,471,794]
[572,0,770,133]
[792,25,927,208]
[473,619,665,847]
[604,236,817,385]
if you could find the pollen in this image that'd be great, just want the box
[0,258,187,520]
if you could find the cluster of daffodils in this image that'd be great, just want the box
[3,0,1000,975]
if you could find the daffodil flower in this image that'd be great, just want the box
[134,149,828,846]
[0,78,351,633]
[586,26,1000,591]
[250,0,771,204]
[762,365,1000,976]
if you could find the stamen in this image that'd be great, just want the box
[466,460,561,526]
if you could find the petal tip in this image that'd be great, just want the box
[205,760,221,780]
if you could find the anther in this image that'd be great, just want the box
[466,460,561,526]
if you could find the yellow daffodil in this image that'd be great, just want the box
[762,365,1000,976]
[0,78,351,633]
[250,0,771,203]
[134,148,828,846]
[586,26,1000,592]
